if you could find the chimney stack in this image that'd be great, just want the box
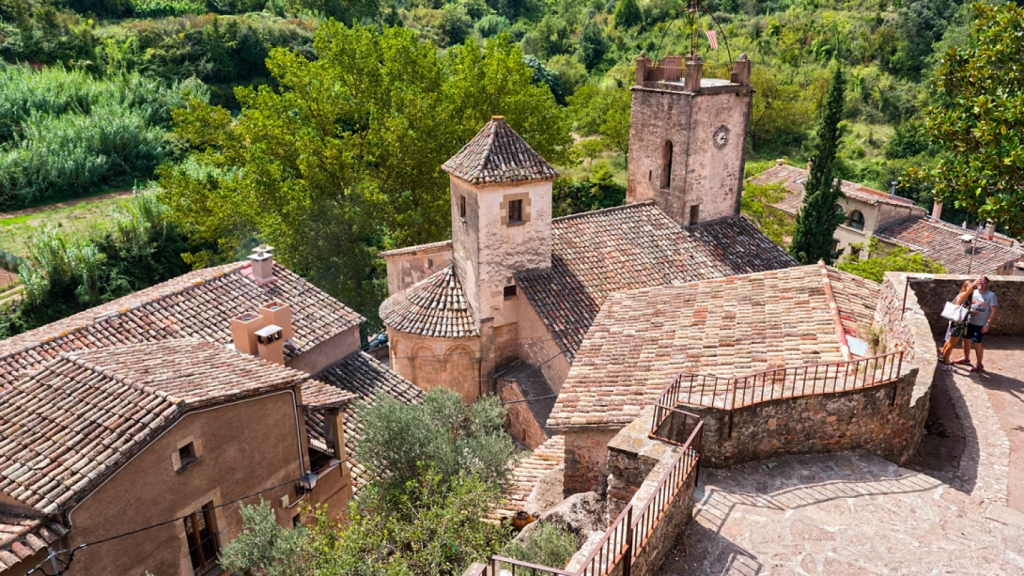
[231,312,267,356]
[259,301,294,342]
[250,245,275,285]
[931,200,943,220]
[683,54,703,92]
[255,324,285,365]
[983,220,996,241]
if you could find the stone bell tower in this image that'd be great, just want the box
[441,116,559,327]
[626,52,753,226]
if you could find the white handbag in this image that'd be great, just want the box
[941,300,969,323]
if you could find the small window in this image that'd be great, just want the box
[178,442,198,470]
[508,199,523,224]
[661,141,674,189]
[689,205,700,225]
[292,514,302,529]
[504,285,517,299]
[848,210,865,231]
[459,195,467,219]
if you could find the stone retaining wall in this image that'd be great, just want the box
[685,367,925,467]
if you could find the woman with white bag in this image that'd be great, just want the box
[939,280,976,371]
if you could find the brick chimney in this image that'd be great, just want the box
[931,200,943,220]
[250,245,275,285]
[231,312,266,355]
[255,324,285,365]
[983,220,996,241]
[259,301,294,342]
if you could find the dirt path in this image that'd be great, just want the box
[0,190,135,221]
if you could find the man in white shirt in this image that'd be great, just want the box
[967,276,999,373]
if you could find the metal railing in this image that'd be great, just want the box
[484,422,703,576]
[651,351,905,433]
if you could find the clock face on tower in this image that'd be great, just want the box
[713,125,730,149]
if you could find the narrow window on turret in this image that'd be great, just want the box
[661,141,673,189]
[459,195,467,219]
[689,204,700,225]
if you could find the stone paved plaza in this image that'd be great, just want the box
[658,339,1024,575]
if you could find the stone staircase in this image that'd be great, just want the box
[493,435,564,519]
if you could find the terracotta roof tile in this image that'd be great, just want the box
[301,380,357,409]
[751,164,922,213]
[442,117,559,185]
[516,205,797,361]
[0,513,67,572]
[875,218,1023,275]
[380,265,478,338]
[0,340,309,514]
[0,262,363,387]
[379,240,452,258]
[547,265,879,430]
[308,353,425,488]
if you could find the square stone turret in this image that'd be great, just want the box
[442,116,559,327]
[628,53,753,226]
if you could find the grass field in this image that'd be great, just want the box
[0,193,135,258]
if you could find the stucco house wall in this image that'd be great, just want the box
[382,245,453,296]
[287,326,361,376]
[61,390,307,576]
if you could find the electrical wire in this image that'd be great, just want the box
[24,461,350,576]
[384,335,564,360]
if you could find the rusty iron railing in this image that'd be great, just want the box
[651,351,905,434]
[481,422,703,576]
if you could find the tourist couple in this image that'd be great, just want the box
[940,276,999,373]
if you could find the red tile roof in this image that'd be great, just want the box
[751,164,922,214]
[0,512,67,573]
[307,352,425,488]
[516,205,798,361]
[379,240,452,258]
[442,117,559,185]
[0,340,310,514]
[379,265,479,338]
[547,265,880,430]
[0,261,363,388]
[875,218,1023,275]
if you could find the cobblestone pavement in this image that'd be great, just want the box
[658,452,1024,575]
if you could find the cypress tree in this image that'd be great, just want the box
[789,63,847,265]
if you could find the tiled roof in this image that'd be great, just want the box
[442,117,559,185]
[0,261,363,388]
[379,265,479,338]
[0,340,309,514]
[492,435,564,519]
[751,164,922,214]
[547,265,880,430]
[301,380,357,409]
[309,352,425,488]
[875,218,1024,275]
[0,512,67,572]
[379,240,452,258]
[516,204,797,361]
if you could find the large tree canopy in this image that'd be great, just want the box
[922,2,1024,238]
[159,24,571,327]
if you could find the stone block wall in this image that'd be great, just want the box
[902,273,1024,338]
[563,428,618,496]
[686,367,927,467]
[496,377,549,449]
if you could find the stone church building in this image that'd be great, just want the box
[380,53,797,491]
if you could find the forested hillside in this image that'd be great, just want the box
[0,0,1008,336]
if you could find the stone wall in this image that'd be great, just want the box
[902,273,1024,338]
[381,243,452,296]
[685,367,926,467]
[386,327,483,403]
[563,428,618,496]
[496,376,549,449]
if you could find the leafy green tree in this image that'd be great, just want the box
[160,26,570,328]
[439,3,473,46]
[355,389,518,494]
[612,0,641,30]
[218,501,308,576]
[552,168,625,217]
[568,81,631,155]
[740,181,794,247]
[919,2,1024,238]
[476,14,510,37]
[838,238,947,283]
[546,54,588,98]
[522,55,565,105]
[577,20,608,70]
[789,62,847,265]
[884,119,930,160]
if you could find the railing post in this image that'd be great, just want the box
[623,506,633,576]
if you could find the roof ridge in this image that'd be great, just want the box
[472,120,500,178]
[818,262,852,361]
[552,201,655,224]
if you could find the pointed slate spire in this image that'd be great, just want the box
[442,116,559,185]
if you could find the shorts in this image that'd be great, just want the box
[947,322,969,340]
[966,324,986,343]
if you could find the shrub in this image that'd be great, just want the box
[502,522,578,569]
[476,14,510,37]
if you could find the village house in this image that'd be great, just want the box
[751,162,1024,274]
[0,250,422,576]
